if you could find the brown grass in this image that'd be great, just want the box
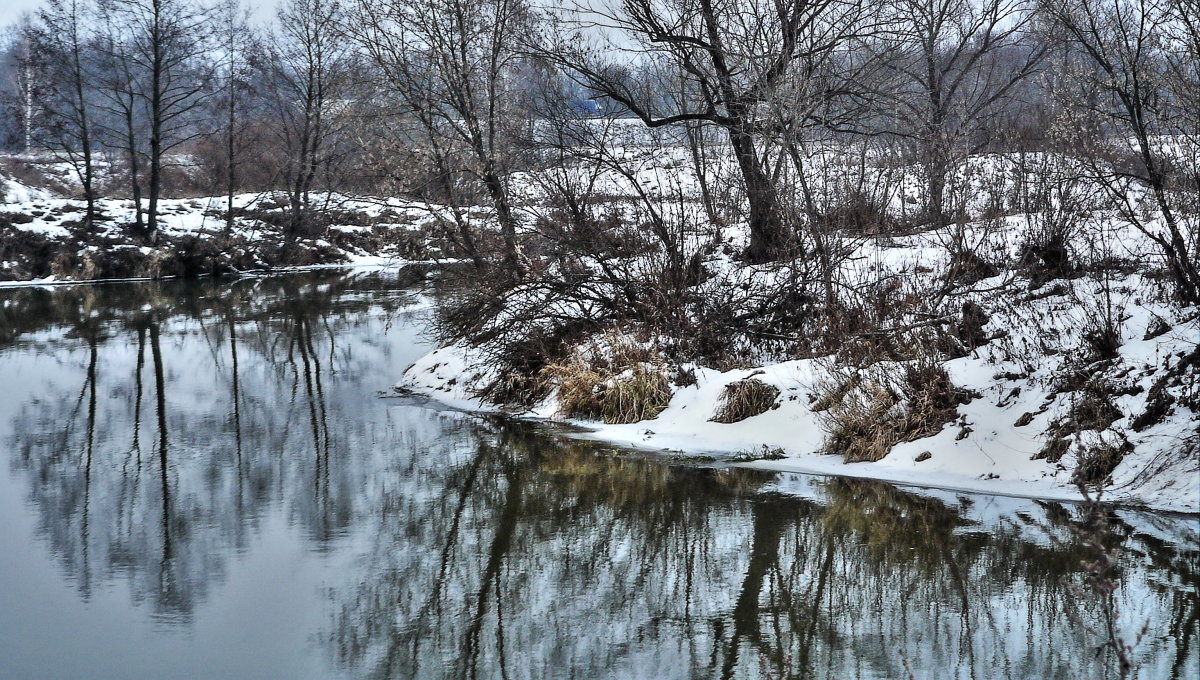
[710,378,780,423]
[815,361,969,463]
[542,333,672,424]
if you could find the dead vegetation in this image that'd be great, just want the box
[727,445,787,462]
[710,377,780,423]
[814,359,973,463]
[1037,378,1125,462]
[541,334,673,424]
[1075,437,1133,488]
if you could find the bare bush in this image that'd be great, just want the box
[710,377,780,424]
[815,354,971,463]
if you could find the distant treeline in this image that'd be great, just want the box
[0,0,1196,298]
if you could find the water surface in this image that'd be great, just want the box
[0,271,1195,679]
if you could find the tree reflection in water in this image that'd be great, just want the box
[0,271,1195,679]
[326,424,1197,680]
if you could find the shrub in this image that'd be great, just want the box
[1017,230,1075,286]
[710,377,780,423]
[945,247,1000,285]
[1082,320,1122,362]
[820,191,899,235]
[541,333,673,424]
[1070,382,1123,431]
[599,369,672,423]
[1035,379,1126,461]
[816,361,970,463]
[546,359,606,419]
[1074,438,1132,488]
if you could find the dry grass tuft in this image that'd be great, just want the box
[815,361,969,463]
[542,333,672,424]
[1070,382,1123,431]
[1074,438,1132,488]
[710,378,780,423]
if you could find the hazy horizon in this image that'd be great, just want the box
[1,0,276,32]
[0,0,41,29]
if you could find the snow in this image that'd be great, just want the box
[399,325,1197,512]
[1,177,52,204]
[394,143,1200,514]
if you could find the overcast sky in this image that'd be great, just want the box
[0,0,42,29]
[0,0,277,32]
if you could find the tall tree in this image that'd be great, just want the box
[267,0,355,240]
[212,0,255,234]
[8,16,38,155]
[31,0,101,230]
[94,2,147,234]
[100,0,213,242]
[876,0,1045,229]
[347,0,534,276]
[542,0,874,263]
[1041,0,1200,303]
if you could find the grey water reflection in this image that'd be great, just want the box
[0,271,1195,680]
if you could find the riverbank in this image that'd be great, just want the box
[397,335,1198,514]
[397,265,1199,514]
[0,188,460,284]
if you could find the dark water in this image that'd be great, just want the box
[0,270,1195,680]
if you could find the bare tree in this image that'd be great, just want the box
[346,0,534,277]
[31,0,100,230]
[94,2,147,234]
[1040,0,1200,303]
[99,0,213,242]
[876,0,1045,230]
[540,0,874,263]
[5,16,38,155]
[266,0,356,240]
[212,0,256,234]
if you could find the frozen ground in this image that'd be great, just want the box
[0,166,468,282]
[394,143,1199,514]
[397,280,1198,513]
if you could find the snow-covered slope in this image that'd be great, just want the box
[396,142,1200,513]
[397,304,1197,513]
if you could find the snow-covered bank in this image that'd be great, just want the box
[397,277,1199,514]
[0,178,470,283]
[0,256,435,288]
[391,141,1198,515]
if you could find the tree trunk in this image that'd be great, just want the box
[481,169,527,277]
[925,147,949,230]
[147,28,163,245]
[685,122,720,227]
[729,128,786,263]
[126,114,145,237]
[225,85,236,234]
[71,37,97,231]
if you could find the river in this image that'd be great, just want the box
[0,269,1195,679]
